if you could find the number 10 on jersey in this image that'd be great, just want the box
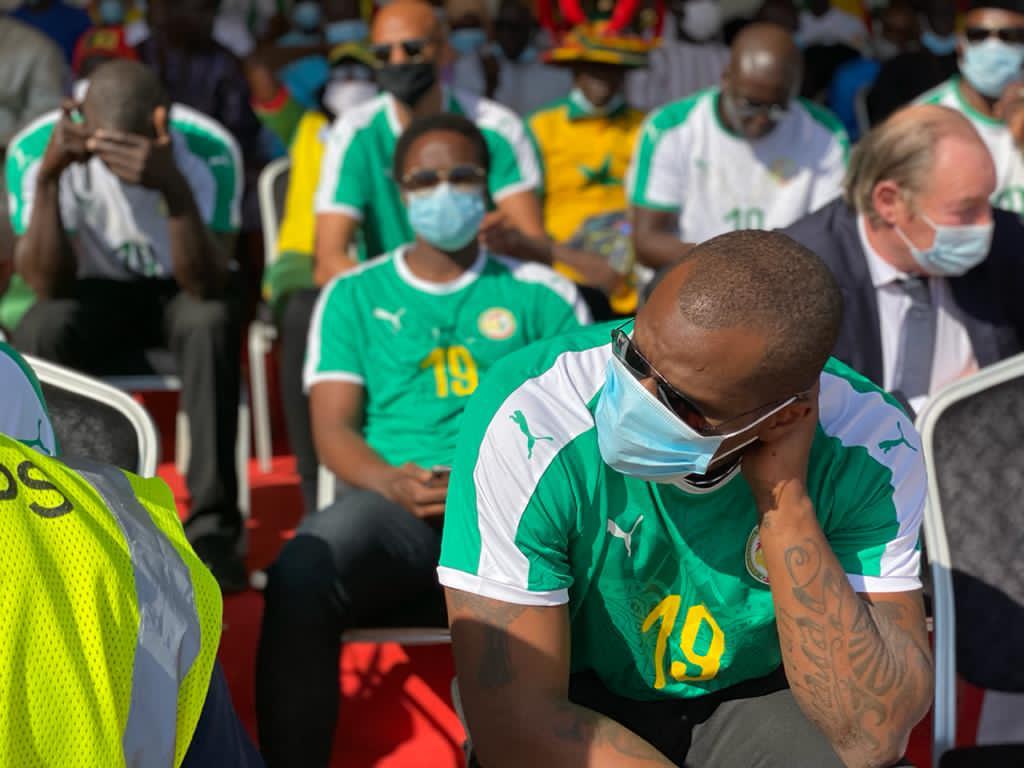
[642,596,725,689]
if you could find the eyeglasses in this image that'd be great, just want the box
[400,164,487,193]
[610,324,808,436]
[369,38,433,64]
[964,26,1024,45]
[728,95,790,122]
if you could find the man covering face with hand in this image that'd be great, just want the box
[441,230,932,768]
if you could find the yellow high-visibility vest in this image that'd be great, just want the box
[0,434,223,767]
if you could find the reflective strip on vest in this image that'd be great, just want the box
[66,458,202,768]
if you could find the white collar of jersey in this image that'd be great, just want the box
[393,245,487,294]
[670,459,743,495]
[857,214,914,289]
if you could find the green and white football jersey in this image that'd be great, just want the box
[0,341,57,457]
[439,323,925,701]
[918,77,1024,215]
[314,89,541,261]
[627,87,849,243]
[4,104,241,280]
[304,247,589,469]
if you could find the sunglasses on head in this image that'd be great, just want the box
[400,164,487,193]
[610,324,808,437]
[964,26,1024,45]
[369,38,432,64]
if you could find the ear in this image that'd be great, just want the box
[153,106,169,142]
[756,391,818,444]
[871,179,909,226]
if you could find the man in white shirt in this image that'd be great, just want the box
[628,22,848,270]
[918,0,1024,215]
[7,59,247,591]
[784,104,1024,414]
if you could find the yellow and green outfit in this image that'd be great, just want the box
[0,435,223,767]
[528,93,645,314]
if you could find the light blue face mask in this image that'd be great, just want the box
[922,30,957,56]
[594,356,792,483]
[961,38,1024,98]
[292,0,322,33]
[569,87,626,117]
[450,27,488,55]
[407,183,486,251]
[99,0,125,25]
[896,213,993,276]
[325,18,368,45]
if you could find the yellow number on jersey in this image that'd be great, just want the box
[642,597,725,689]
[420,346,479,399]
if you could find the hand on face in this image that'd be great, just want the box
[996,79,1024,147]
[39,102,93,182]
[85,106,180,191]
[740,383,819,514]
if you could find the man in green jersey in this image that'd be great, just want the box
[255,114,589,768]
[441,231,933,767]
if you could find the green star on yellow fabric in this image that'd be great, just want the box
[579,155,621,188]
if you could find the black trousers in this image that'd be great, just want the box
[13,278,242,540]
[277,286,320,516]
[254,489,447,768]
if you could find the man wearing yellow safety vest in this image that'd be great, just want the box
[0,432,263,767]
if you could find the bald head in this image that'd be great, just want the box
[720,23,801,139]
[372,0,443,45]
[729,22,801,84]
[638,230,841,407]
[82,59,168,136]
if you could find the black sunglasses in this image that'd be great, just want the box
[964,26,1024,45]
[401,164,487,192]
[611,324,808,436]
[369,38,433,64]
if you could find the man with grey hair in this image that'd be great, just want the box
[783,103,1024,414]
[628,22,849,270]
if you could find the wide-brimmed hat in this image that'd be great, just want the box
[544,21,655,69]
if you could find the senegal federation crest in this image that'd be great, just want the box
[745,525,770,585]
[478,307,516,340]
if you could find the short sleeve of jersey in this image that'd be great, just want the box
[313,111,370,220]
[302,271,365,391]
[167,107,243,233]
[5,111,58,236]
[626,100,693,214]
[798,99,849,212]
[468,94,542,201]
[439,380,577,605]
[816,364,925,593]
[0,341,58,458]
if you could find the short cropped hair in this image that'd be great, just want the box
[85,59,170,135]
[392,113,491,180]
[676,230,843,399]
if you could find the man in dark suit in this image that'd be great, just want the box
[783,103,1024,414]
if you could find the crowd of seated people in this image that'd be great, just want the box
[4,0,1024,763]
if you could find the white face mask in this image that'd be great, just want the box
[895,213,993,276]
[322,79,378,117]
[682,0,723,42]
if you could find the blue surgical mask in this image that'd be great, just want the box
[569,87,625,117]
[450,27,488,55]
[960,38,1024,98]
[595,357,735,481]
[922,30,957,56]
[407,183,486,251]
[325,18,368,45]
[896,213,993,276]
[99,0,125,25]
[292,0,322,33]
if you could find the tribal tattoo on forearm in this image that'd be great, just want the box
[772,538,932,762]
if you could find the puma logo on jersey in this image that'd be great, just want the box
[879,422,917,454]
[607,515,643,557]
[510,410,552,459]
[19,419,52,457]
[373,307,406,332]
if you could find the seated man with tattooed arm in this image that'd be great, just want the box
[440,231,932,768]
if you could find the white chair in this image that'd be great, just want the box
[916,354,1024,767]
[26,354,160,477]
[250,157,291,473]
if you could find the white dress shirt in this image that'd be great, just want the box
[857,215,979,411]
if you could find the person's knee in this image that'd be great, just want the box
[264,534,338,621]
[13,300,79,359]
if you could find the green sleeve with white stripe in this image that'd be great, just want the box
[305,276,364,384]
